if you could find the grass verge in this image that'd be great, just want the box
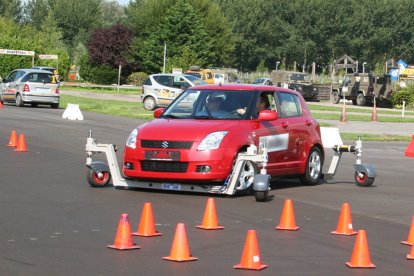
[60,95,411,141]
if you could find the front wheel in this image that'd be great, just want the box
[332,91,340,104]
[143,96,156,110]
[300,147,322,186]
[356,93,366,106]
[233,155,257,194]
[87,168,111,187]
[355,171,374,187]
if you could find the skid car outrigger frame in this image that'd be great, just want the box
[85,131,271,201]
[85,130,376,202]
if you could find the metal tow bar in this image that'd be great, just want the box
[85,130,271,201]
[322,137,376,187]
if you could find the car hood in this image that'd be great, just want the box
[138,119,240,141]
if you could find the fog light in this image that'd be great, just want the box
[196,165,211,173]
[124,162,134,169]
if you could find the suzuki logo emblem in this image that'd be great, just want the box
[161,141,169,148]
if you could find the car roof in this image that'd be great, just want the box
[32,66,56,69]
[151,73,193,77]
[189,83,293,92]
[13,69,53,74]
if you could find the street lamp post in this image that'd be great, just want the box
[276,61,280,70]
[362,62,367,74]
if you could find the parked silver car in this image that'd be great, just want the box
[141,73,206,110]
[0,69,60,108]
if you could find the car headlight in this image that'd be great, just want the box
[197,131,228,151]
[126,128,138,149]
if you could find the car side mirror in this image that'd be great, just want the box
[154,108,165,118]
[258,110,278,121]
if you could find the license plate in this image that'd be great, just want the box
[145,150,180,161]
[161,183,181,191]
[35,87,50,94]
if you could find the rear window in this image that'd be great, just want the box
[143,78,152,86]
[23,73,53,83]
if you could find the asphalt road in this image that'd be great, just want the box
[1,105,414,275]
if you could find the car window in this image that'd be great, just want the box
[23,73,53,83]
[5,71,18,82]
[14,71,25,81]
[185,75,206,85]
[173,76,190,89]
[162,89,256,120]
[153,75,173,88]
[277,92,302,117]
[143,78,152,86]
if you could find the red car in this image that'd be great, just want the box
[123,84,324,195]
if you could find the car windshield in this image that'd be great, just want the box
[184,75,206,86]
[290,74,309,82]
[161,89,256,120]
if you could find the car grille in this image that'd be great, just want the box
[141,140,193,149]
[140,161,188,172]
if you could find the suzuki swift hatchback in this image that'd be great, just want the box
[124,84,324,194]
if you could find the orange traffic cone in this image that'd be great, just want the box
[14,134,27,152]
[340,102,347,123]
[346,230,375,268]
[132,202,162,237]
[108,213,140,250]
[406,243,414,259]
[405,135,414,157]
[6,130,18,147]
[234,230,268,270]
[331,203,358,236]
[196,198,224,230]
[275,199,300,230]
[163,223,198,262]
[371,99,378,122]
[401,216,414,245]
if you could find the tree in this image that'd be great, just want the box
[87,24,133,67]
[23,0,49,29]
[49,0,103,48]
[0,0,23,22]
[135,0,214,73]
[101,0,126,27]
[126,0,235,72]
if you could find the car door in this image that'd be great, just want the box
[1,71,20,101]
[153,75,181,107]
[258,91,308,175]
[273,91,309,172]
[252,92,291,175]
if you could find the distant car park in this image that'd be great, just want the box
[0,69,60,108]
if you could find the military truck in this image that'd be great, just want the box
[331,73,393,106]
[271,70,318,101]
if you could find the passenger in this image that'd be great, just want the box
[257,94,270,113]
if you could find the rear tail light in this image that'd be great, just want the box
[56,87,59,94]
[23,84,30,92]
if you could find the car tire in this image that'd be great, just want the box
[86,168,111,187]
[299,147,322,186]
[51,103,59,109]
[356,93,366,106]
[354,171,374,187]
[331,91,340,104]
[15,93,24,107]
[143,96,156,110]
[254,190,268,202]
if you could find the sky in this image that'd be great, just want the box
[118,0,129,6]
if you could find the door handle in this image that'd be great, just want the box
[305,119,313,126]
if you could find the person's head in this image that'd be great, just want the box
[207,96,222,111]
[257,94,270,112]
